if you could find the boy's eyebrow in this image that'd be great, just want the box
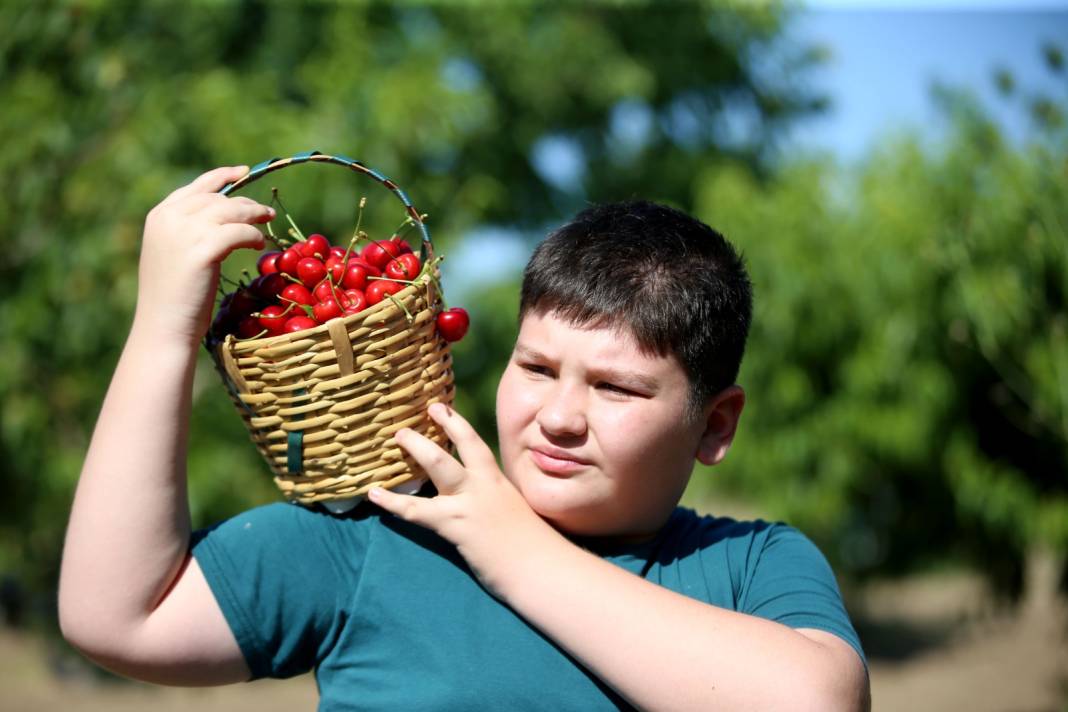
[513,343,661,392]
[513,344,548,362]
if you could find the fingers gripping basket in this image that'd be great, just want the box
[209,151,454,505]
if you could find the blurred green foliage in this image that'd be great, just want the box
[0,1,817,623]
[692,75,1068,597]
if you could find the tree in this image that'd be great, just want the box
[687,56,1068,598]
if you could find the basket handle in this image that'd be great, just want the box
[219,150,432,260]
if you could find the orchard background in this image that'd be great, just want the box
[1,2,1066,710]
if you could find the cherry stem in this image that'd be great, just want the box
[320,275,344,306]
[235,328,269,341]
[368,275,419,286]
[347,196,367,253]
[252,301,300,319]
[428,271,447,310]
[263,228,285,249]
[393,212,427,237]
[278,297,314,318]
[271,187,305,242]
[385,293,414,324]
[341,229,365,266]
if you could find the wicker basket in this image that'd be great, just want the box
[207,151,454,506]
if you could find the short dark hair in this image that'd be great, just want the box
[519,200,753,416]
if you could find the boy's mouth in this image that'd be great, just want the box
[528,446,591,476]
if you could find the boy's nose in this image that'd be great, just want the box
[536,386,587,437]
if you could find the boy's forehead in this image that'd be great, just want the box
[518,309,633,344]
[516,311,681,374]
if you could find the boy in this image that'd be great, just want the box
[59,166,870,710]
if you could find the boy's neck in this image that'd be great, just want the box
[562,510,680,556]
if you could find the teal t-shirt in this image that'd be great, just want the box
[191,499,864,710]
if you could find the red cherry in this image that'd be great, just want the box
[349,257,382,278]
[250,273,287,301]
[210,307,236,342]
[384,252,422,281]
[313,279,338,303]
[284,315,319,333]
[228,288,260,319]
[324,255,345,283]
[341,262,371,291]
[361,240,403,271]
[342,289,367,313]
[278,247,302,276]
[297,257,327,289]
[257,251,282,276]
[280,283,316,307]
[436,307,469,342]
[257,304,289,335]
[236,316,264,339]
[329,246,348,261]
[304,233,331,259]
[313,298,344,323]
[365,279,405,305]
[391,237,414,255]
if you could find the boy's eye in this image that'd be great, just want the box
[520,363,552,377]
[597,382,636,398]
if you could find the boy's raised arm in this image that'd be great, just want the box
[58,166,274,685]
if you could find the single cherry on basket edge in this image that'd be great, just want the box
[436,307,469,342]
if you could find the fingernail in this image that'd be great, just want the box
[368,487,382,501]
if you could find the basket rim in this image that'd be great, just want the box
[211,261,440,354]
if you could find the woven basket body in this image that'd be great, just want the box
[208,151,454,504]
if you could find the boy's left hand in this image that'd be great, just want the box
[368,402,560,596]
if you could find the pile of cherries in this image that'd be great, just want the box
[208,231,469,345]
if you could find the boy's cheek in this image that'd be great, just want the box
[495,368,536,428]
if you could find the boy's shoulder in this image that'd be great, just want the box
[658,506,864,666]
[193,500,360,539]
[190,500,379,575]
[657,506,835,587]
[663,505,781,552]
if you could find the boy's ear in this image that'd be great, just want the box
[695,385,746,466]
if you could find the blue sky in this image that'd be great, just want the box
[785,4,1068,160]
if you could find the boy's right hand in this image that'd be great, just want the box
[134,165,276,347]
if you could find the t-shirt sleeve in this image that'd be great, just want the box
[739,524,866,668]
[190,502,354,680]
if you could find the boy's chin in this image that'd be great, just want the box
[515,482,604,536]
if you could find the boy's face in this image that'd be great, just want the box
[495,311,714,539]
